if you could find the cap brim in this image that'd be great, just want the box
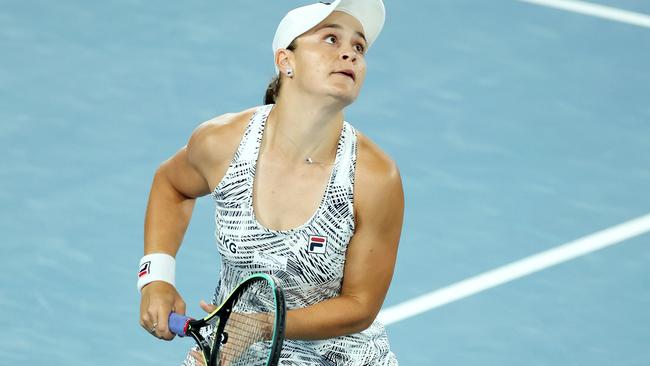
[334,0,385,49]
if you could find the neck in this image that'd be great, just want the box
[265,93,345,165]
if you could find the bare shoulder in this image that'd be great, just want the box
[355,131,402,188]
[354,131,404,220]
[186,106,258,190]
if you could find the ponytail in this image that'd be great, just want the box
[263,41,297,105]
[264,75,281,105]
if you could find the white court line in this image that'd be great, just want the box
[378,213,650,325]
[517,0,650,28]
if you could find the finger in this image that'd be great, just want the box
[147,304,169,340]
[140,311,160,338]
[190,350,206,366]
[140,311,151,330]
[154,305,175,341]
[223,352,234,366]
[199,299,217,313]
[144,302,161,335]
[140,296,153,331]
[144,293,166,337]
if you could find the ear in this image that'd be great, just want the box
[275,48,294,74]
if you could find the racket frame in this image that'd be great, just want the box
[182,273,286,366]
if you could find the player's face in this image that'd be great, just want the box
[290,11,368,104]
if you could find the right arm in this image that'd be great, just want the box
[139,110,252,340]
[144,144,212,259]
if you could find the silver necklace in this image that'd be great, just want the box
[304,157,334,165]
[276,127,334,165]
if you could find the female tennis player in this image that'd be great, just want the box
[138,1,403,364]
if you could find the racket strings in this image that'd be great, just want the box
[215,283,277,366]
[220,316,272,365]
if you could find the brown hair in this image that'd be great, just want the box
[264,41,297,105]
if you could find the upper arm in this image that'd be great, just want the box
[340,136,405,322]
[156,126,213,199]
[157,111,249,199]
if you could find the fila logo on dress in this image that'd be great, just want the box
[308,235,327,254]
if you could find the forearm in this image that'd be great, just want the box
[285,295,376,340]
[143,168,196,256]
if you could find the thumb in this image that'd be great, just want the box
[199,300,217,314]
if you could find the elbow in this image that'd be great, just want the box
[347,299,380,334]
[350,312,377,334]
[362,308,381,331]
[355,316,375,333]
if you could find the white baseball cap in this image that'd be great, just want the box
[272,0,386,73]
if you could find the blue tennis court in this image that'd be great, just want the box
[1,1,648,364]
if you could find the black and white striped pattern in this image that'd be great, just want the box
[183,105,397,365]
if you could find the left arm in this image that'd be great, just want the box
[194,139,404,341]
[284,141,405,340]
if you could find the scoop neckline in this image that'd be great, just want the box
[248,105,346,235]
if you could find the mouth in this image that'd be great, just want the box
[333,69,356,81]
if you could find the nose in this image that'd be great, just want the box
[340,49,357,62]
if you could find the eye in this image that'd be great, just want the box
[355,43,366,54]
[324,35,337,44]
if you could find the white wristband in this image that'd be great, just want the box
[137,253,176,292]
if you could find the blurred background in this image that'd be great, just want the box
[1,0,649,364]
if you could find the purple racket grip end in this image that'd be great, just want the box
[168,312,192,337]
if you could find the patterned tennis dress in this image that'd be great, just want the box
[183,104,398,365]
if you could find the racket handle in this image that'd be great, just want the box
[168,312,192,337]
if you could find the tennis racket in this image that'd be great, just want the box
[169,273,286,366]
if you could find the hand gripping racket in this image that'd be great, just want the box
[169,273,286,366]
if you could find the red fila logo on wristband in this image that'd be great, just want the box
[308,235,327,254]
[139,261,151,278]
